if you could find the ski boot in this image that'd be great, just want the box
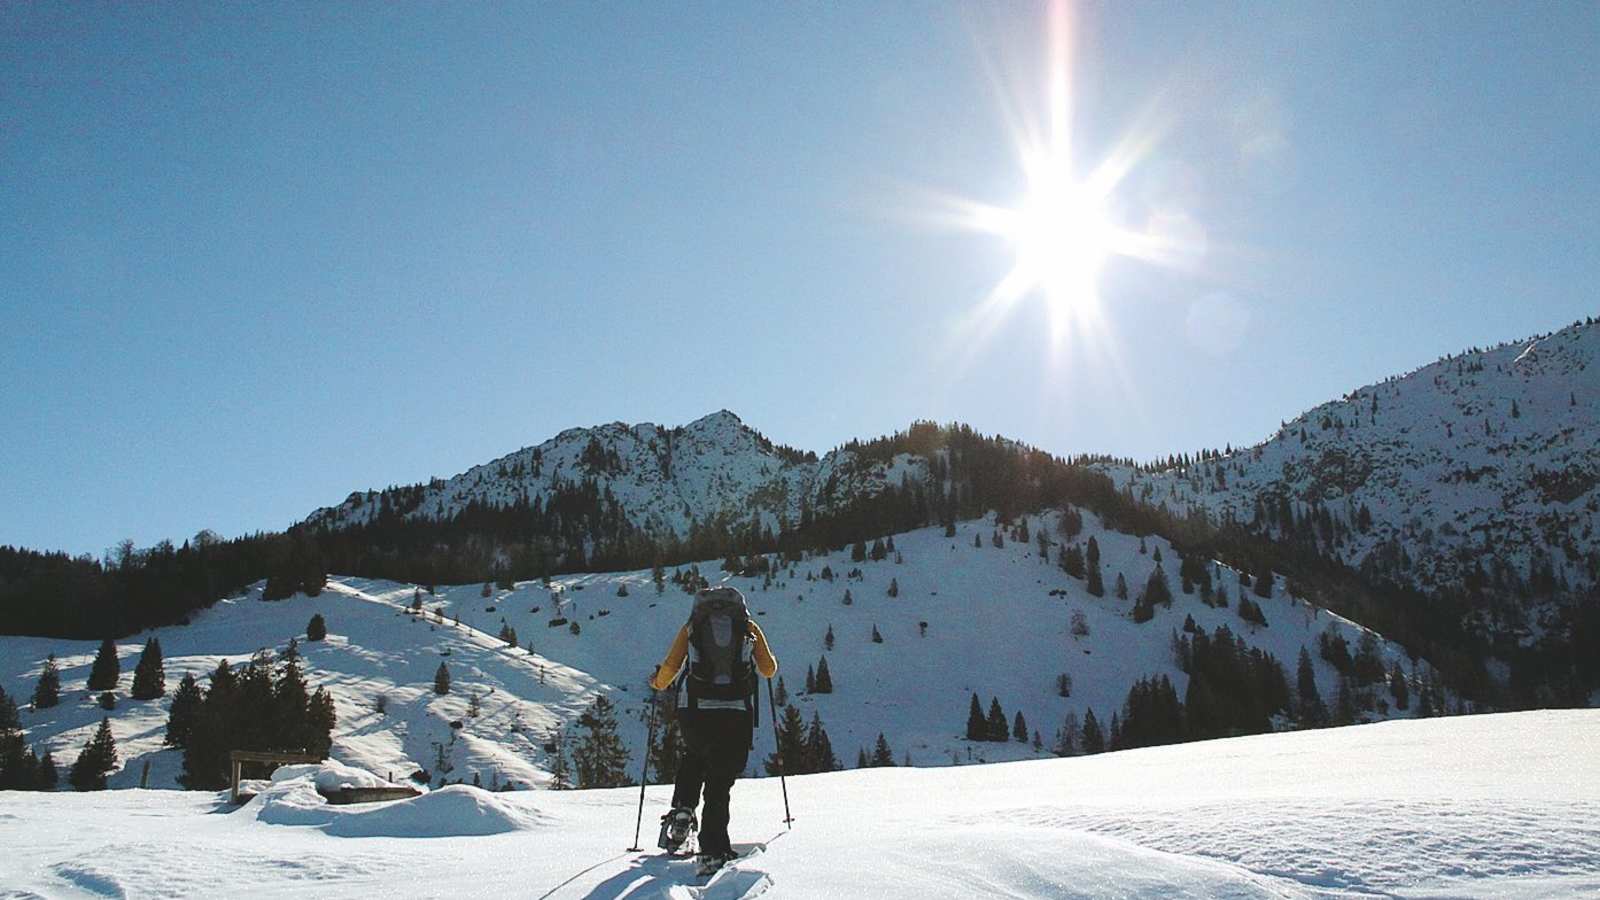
[657,807,697,854]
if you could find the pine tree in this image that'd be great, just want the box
[870,624,883,644]
[1115,573,1129,600]
[306,614,327,641]
[434,662,451,695]
[648,710,683,783]
[87,638,120,691]
[549,729,572,790]
[1144,565,1173,607]
[1335,675,1357,726]
[856,747,869,768]
[1296,647,1326,725]
[270,646,310,752]
[871,733,895,767]
[1060,544,1085,579]
[32,654,61,709]
[824,624,834,651]
[1131,593,1155,624]
[851,540,867,562]
[974,533,983,549]
[165,672,203,747]
[69,718,118,791]
[1056,673,1073,697]
[1012,710,1028,742]
[804,710,840,772]
[0,687,20,789]
[814,656,833,693]
[468,692,482,718]
[1253,569,1274,599]
[1086,563,1104,597]
[986,697,1007,742]
[1070,610,1089,636]
[1053,712,1079,756]
[37,750,58,790]
[766,704,807,775]
[573,695,631,788]
[1080,709,1105,754]
[130,638,165,700]
[1389,662,1410,710]
[306,687,336,757]
[966,693,986,741]
[805,665,816,694]
[887,578,899,597]
[774,676,789,707]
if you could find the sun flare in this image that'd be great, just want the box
[914,0,1198,358]
[1003,160,1114,317]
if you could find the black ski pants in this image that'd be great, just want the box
[671,708,751,856]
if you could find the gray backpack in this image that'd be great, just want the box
[683,586,757,715]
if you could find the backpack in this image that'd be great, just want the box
[682,586,758,719]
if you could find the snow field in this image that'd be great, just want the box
[1,710,1595,898]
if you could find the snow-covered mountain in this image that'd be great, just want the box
[305,320,1598,622]
[305,409,925,540]
[1100,318,1599,612]
[4,509,1433,796]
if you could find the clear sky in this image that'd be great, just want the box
[3,2,1597,557]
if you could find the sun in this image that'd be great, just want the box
[910,0,1194,355]
[1003,159,1114,316]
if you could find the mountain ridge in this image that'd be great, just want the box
[302,317,1599,609]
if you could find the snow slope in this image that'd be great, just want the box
[1099,318,1600,609]
[3,510,1428,793]
[2,710,1595,898]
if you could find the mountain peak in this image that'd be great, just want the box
[684,409,745,431]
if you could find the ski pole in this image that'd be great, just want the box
[766,677,793,827]
[627,690,658,852]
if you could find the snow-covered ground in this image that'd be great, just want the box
[2,710,1595,898]
[3,510,1427,793]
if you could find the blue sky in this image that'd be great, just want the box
[3,2,1597,556]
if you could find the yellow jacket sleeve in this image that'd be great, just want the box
[649,619,778,691]
[650,624,690,691]
[750,620,778,678]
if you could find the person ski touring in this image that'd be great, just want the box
[650,585,778,876]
